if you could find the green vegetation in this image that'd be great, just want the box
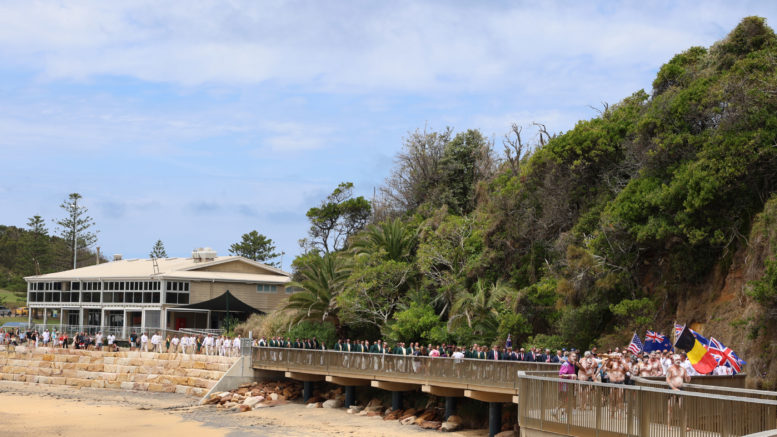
[264,17,777,351]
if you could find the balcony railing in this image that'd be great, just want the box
[252,347,560,390]
[518,374,777,437]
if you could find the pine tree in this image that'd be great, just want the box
[56,193,98,269]
[149,239,168,259]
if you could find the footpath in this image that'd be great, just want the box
[0,345,237,396]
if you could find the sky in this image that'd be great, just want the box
[2,1,777,271]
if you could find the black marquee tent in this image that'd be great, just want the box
[175,290,265,315]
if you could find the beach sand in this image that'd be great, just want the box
[0,381,490,436]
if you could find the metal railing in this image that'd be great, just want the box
[252,347,560,390]
[518,374,777,437]
[633,376,777,402]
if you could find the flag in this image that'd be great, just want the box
[627,332,643,355]
[674,323,709,347]
[644,330,674,353]
[709,337,745,374]
[674,325,717,374]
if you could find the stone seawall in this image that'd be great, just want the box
[0,345,237,396]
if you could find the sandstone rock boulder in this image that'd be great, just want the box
[495,432,516,437]
[446,415,462,425]
[399,416,417,426]
[322,399,343,409]
[420,421,441,430]
[238,404,251,412]
[441,421,461,432]
[243,396,264,408]
[383,409,402,420]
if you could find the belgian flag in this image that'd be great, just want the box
[674,326,717,374]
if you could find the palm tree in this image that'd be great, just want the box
[448,279,512,338]
[351,218,416,262]
[284,252,350,331]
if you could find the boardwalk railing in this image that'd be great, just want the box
[518,374,777,437]
[633,376,777,402]
[252,347,560,390]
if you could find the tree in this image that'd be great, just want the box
[20,215,51,275]
[351,218,416,262]
[284,252,350,332]
[229,231,281,266]
[304,182,371,253]
[56,193,98,269]
[149,239,168,259]
[448,279,512,341]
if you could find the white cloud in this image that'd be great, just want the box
[1,1,773,93]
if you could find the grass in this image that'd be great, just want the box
[0,288,27,306]
[0,317,44,326]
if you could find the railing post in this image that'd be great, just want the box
[595,384,602,437]
[638,389,649,437]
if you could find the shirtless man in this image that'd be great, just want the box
[648,352,664,376]
[606,353,627,416]
[666,354,690,427]
[578,351,596,409]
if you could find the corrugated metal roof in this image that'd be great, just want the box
[24,256,289,282]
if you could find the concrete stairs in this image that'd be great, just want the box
[0,345,237,396]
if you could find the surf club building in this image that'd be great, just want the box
[23,248,291,337]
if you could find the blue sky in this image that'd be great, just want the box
[2,1,777,271]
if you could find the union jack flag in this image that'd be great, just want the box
[627,332,643,355]
[709,337,745,374]
[646,331,665,342]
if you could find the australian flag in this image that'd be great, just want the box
[644,330,673,353]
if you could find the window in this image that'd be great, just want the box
[257,284,277,293]
[285,286,301,294]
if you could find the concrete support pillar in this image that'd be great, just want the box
[303,381,313,403]
[27,308,32,327]
[42,308,48,326]
[345,386,355,408]
[78,308,84,330]
[444,396,456,420]
[391,391,402,411]
[489,402,502,437]
[122,310,127,339]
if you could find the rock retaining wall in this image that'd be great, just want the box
[0,345,237,396]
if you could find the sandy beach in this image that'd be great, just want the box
[0,381,489,437]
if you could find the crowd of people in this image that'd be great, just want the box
[0,328,245,357]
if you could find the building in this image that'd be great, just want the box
[23,248,292,337]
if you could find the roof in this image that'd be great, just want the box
[24,256,290,283]
[175,290,264,314]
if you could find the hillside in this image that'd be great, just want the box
[265,17,777,389]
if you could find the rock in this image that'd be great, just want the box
[306,402,318,409]
[237,387,249,395]
[366,411,382,417]
[365,405,383,413]
[383,409,402,420]
[420,421,441,430]
[315,402,322,408]
[204,394,221,405]
[218,392,232,398]
[243,396,264,407]
[269,393,279,401]
[400,408,417,419]
[358,410,369,416]
[348,405,364,413]
[415,410,437,424]
[441,421,461,432]
[446,415,462,425]
[322,399,343,409]
[224,401,236,408]
[366,398,383,408]
[400,416,417,426]
[494,432,516,437]
[238,404,251,412]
